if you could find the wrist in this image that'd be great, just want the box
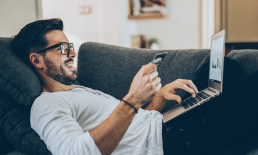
[123,93,142,110]
[121,100,138,113]
[156,90,167,101]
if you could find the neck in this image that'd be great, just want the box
[38,71,72,92]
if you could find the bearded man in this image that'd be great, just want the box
[11,18,199,155]
[11,18,258,155]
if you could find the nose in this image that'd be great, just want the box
[68,48,77,58]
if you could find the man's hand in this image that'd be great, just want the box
[158,79,199,103]
[145,79,199,112]
[123,62,161,109]
[90,62,161,155]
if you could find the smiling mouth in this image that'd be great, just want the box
[65,61,75,68]
[66,63,74,67]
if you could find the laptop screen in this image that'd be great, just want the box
[209,36,224,84]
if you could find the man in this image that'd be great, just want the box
[13,18,258,155]
[11,18,198,155]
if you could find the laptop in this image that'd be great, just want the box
[162,30,226,124]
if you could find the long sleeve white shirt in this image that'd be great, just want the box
[30,86,163,155]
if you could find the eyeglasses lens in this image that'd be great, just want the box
[60,43,69,55]
[70,43,74,51]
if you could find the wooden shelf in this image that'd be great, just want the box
[128,13,169,19]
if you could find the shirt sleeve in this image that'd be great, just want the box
[30,95,101,155]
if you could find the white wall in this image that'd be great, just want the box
[110,0,202,49]
[42,0,102,52]
[117,0,137,48]
[0,0,202,49]
[42,0,202,51]
[42,0,127,51]
[135,0,202,49]
[42,0,136,67]
[115,0,202,49]
[0,0,37,37]
[202,0,214,49]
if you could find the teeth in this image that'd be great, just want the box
[66,63,74,67]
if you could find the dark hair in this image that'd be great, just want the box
[11,18,63,67]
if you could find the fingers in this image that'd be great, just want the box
[152,77,161,87]
[143,62,156,74]
[155,83,162,93]
[152,77,161,92]
[175,81,196,98]
[149,71,158,82]
[176,79,199,94]
[163,92,182,103]
[140,63,161,93]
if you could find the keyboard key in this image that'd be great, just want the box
[185,99,194,106]
[198,93,208,99]
[202,92,211,97]
[189,97,199,104]
[196,95,204,102]
[181,101,189,109]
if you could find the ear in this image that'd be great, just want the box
[29,53,44,70]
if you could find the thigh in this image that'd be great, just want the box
[205,70,258,137]
[162,70,258,155]
[163,115,229,155]
[162,122,177,155]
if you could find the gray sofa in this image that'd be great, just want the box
[1,37,258,155]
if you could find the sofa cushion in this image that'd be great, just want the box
[0,93,51,155]
[0,37,41,105]
[0,127,15,155]
[228,50,258,75]
[6,150,28,155]
[0,37,50,155]
[77,42,210,112]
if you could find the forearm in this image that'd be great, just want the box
[89,101,139,155]
[144,93,167,112]
[89,63,159,154]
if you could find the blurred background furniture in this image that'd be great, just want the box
[215,0,258,56]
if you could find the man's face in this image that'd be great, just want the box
[42,30,77,85]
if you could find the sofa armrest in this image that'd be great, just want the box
[228,50,258,75]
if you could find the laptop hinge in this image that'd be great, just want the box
[207,87,220,93]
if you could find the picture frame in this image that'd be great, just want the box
[128,0,169,19]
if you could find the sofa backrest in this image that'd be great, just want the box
[78,43,258,102]
[228,50,258,75]
[77,42,210,104]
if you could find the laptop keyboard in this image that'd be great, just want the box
[181,91,211,109]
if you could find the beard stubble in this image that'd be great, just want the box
[43,57,77,85]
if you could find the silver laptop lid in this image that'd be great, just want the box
[208,30,225,93]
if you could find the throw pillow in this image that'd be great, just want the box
[0,37,41,105]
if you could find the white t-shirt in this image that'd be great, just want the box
[30,86,164,155]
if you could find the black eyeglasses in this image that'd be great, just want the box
[35,42,74,55]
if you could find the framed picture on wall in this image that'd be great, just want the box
[128,0,169,19]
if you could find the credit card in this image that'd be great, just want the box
[152,52,168,66]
